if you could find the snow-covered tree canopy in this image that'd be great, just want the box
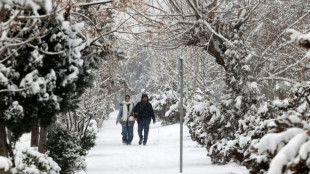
[2,0,310,173]
[112,0,310,173]
[0,0,92,139]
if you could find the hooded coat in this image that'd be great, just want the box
[133,94,155,123]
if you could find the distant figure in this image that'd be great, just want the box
[133,94,156,145]
[116,95,135,145]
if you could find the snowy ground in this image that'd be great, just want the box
[85,111,248,174]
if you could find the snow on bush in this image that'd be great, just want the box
[287,29,310,49]
[244,127,310,174]
[0,0,88,138]
[187,70,310,173]
[243,82,310,173]
[0,156,12,172]
[149,85,185,125]
[286,137,310,173]
[10,147,60,174]
[185,102,214,146]
[268,131,308,174]
[3,101,24,122]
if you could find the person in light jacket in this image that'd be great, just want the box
[116,95,135,145]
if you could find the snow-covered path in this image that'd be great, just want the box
[85,111,248,174]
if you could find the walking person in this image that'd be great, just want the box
[116,95,135,145]
[133,94,156,145]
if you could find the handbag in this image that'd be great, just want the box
[129,116,135,121]
[128,111,135,121]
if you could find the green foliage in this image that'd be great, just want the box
[47,128,86,174]
[47,127,97,173]
[80,131,96,156]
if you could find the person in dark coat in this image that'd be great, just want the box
[116,95,135,145]
[133,94,156,145]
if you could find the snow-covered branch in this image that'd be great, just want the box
[74,0,112,7]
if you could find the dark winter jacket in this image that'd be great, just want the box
[133,94,155,123]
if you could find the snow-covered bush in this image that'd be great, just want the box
[243,82,310,173]
[185,102,213,145]
[286,137,310,173]
[240,26,310,172]
[80,131,96,156]
[11,147,60,174]
[3,101,24,123]
[244,128,309,174]
[80,120,97,156]
[187,78,310,171]
[149,85,183,125]
[47,128,86,174]
[208,38,261,164]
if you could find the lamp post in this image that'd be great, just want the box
[179,58,184,173]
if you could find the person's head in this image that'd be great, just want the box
[125,95,130,102]
[141,94,148,102]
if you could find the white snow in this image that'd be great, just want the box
[12,133,60,174]
[287,115,301,124]
[248,82,259,92]
[296,101,307,113]
[254,128,304,154]
[12,147,61,174]
[299,139,310,160]
[209,104,220,116]
[287,28,310,48]
[165,101,178,117]
[268,132,308,174]
[44,0,52,13]
[286,29,302,42]
[239,136,251,148]
[85,111,248,174]
[0,72,8,85]
[19,69,45,94]
[258,103,268,114]
[71,23,84,33]
[192,103,208,114]
[235,96,242,109]
[20,71,35,88]
[267,120,276,128]
[88,120,99,133]
[239,9,246,19]
[61,65,79,87]
[272,99,289,108]
[30,50,43,66]
[0,156,12,172]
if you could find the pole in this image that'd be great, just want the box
[179,58,184,173]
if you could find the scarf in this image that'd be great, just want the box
[121,100,134,122]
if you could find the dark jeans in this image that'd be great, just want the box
[138,120,150,143]
[122,123,134,144]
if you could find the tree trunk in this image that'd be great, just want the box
[0,169,9,174]
[38,127,47,153]
[31,125,39,147]
[0,125,10,174]
[0,123,8,157]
